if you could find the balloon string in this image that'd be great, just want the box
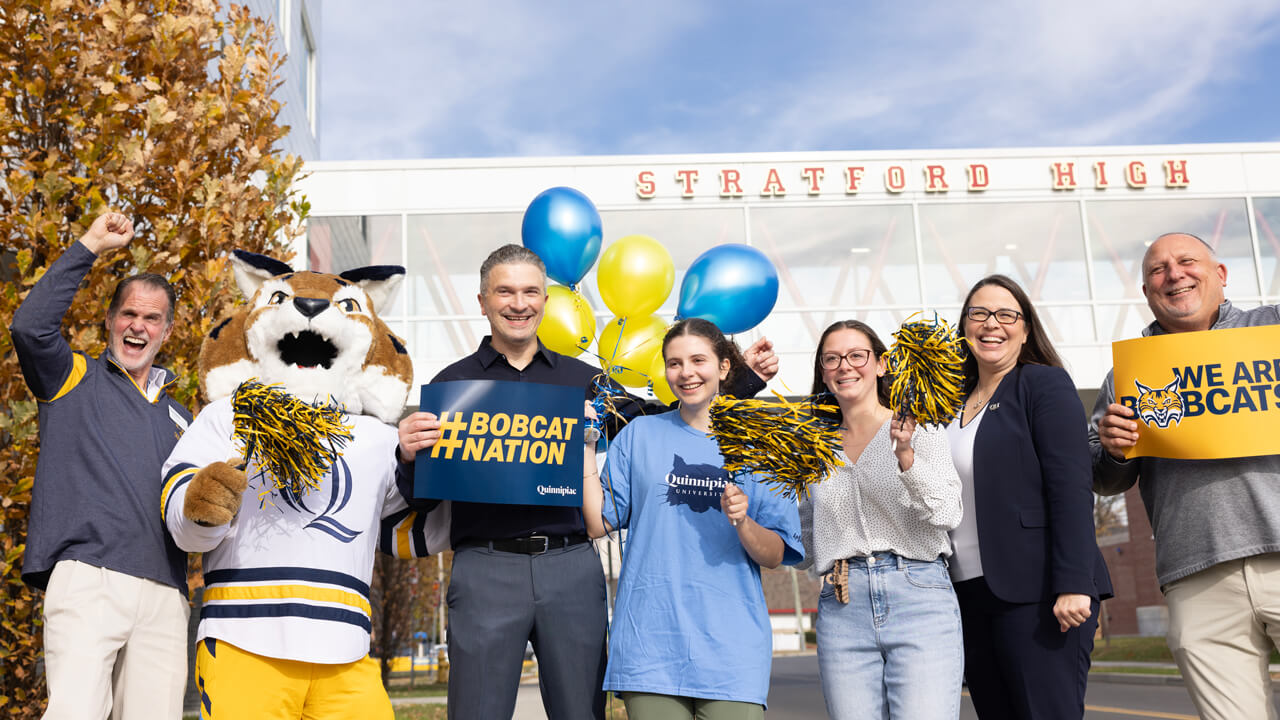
[580,316,665,391]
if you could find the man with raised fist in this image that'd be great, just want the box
[11,212,192,719]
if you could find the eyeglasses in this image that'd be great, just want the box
[820,349,873,370]
[965,306,1023,325]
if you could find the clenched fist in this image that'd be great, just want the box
[184,458,248,527]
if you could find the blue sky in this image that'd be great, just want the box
[318,1,1280,161]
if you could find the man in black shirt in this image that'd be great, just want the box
[396,244,776,719]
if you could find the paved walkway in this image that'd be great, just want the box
[389,678,546,717]
[397,655,1262,715]
[511,679,548,720]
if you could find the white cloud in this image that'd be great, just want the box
[319,0,1280,160]
[320,1,708,158]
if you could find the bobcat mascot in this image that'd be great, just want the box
[162,251,431,720]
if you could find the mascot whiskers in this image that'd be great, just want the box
[162,251,432,720]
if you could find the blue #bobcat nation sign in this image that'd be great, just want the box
[413,380,584,506]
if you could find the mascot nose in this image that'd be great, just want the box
[293,297,330,318]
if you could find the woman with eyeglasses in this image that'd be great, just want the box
[799,319,964,719]
[948,275,1113,719]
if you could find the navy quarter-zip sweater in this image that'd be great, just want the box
[11,241,191,592]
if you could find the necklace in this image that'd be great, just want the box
[967,391,989,410]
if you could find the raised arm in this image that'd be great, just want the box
[77,212,135,255]
[11,213,136,399]
[581,401,611,538]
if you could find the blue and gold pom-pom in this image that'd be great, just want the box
[230,380,354,498]
[885,313,966,428]
[708,392,844,500]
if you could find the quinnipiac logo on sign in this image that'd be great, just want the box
[1134,376,1185,428]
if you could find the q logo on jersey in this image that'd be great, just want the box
[276,456,361,543]
[1133,377,1184,428]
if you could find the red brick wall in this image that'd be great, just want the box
[762,565,820,614]
[1098,486,1164,635]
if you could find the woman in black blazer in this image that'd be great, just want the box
[946,275,1113,720]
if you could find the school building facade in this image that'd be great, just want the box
[298,142,1280,636]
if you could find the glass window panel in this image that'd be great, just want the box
[1086,197,1257,303]
[1036,305,1096,348]
[308,215,402,271]
[1253,197,1280,302]
[748,204,921,322]
[411,318,494,375]
[1094,303,1155,348]
[918,201,1089,310]
[404,211,522,323]
[587,207,747,318]
[306,214,404,315]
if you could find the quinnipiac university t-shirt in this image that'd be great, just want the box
[601,410,803,706]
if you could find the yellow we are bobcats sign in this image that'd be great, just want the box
[1113,324,1280,460]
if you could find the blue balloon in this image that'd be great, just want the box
[676,244,779,335]
[521,187,603,286]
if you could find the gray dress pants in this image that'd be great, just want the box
[447,541,607,720]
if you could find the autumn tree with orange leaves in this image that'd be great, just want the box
[0,1,306,714]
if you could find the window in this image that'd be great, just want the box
[299,6,316,135]
[277,0,291,51]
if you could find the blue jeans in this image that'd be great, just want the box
[816,553,964,720]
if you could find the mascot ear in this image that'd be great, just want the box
[339,265,406,316]
[231,250,294,300]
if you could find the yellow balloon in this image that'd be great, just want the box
[597,314,667,388]
[538,285,595,357]
[647,348,677,405]
[596,234,675,318]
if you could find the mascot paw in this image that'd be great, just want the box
[184,458,248,527]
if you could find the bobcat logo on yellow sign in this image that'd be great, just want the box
[1133,377,1184,428]
[1113,324,1280,460]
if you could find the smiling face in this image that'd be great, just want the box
[1142,233,1227,334]
[818,327,885,410]
[107,284,173,385]
[963,283,1027,378]
[663,334,730,412]
[479,262,546,356]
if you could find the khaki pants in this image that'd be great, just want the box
[1165,553,1280,720]
[42,560,189,720]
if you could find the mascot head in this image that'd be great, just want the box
[199,250,413,424]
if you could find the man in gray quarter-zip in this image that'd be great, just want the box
[1090,231,1280,720]
[11,212,193,720]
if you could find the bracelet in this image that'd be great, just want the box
[584,472,598,479]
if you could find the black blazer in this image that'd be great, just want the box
[968,364,1113,604]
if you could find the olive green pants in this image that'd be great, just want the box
[621,692,765,720]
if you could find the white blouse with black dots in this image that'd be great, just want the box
[797,420,963,575]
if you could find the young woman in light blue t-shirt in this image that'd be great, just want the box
[583,318,804,720]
